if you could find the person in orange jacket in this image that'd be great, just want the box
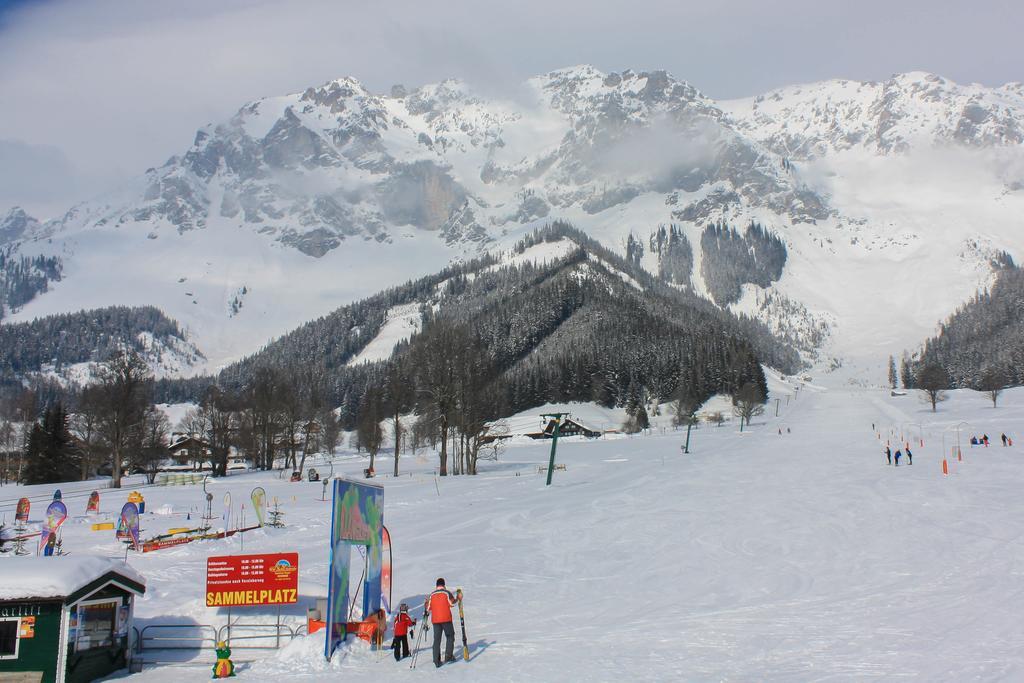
[392,603,416,661]
[424,578,459,667]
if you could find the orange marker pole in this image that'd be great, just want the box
[942,459,948,476]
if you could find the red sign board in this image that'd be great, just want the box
[206,553,299,607]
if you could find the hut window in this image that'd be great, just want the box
[76,600,118,651]
[0,618,18,658]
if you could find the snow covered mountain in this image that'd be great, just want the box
[722,72,1024,158]
[4,66,1024,376]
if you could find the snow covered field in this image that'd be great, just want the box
[3,381,1024,681]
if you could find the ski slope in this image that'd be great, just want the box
[2,382,1024,681]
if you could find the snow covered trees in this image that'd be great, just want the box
[912,259,1023,388]
[701,221,787,306]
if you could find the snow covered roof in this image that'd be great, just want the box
[0,556,145,601]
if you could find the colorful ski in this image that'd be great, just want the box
[457,589,469,661]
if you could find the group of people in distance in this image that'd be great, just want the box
[969,433,1013,447]
[884,445,912,466]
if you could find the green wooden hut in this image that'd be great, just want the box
[0,556,145,683]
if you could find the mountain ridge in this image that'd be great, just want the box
[4,65,1024,375]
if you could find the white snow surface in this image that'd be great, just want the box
[347,303,423,366]
[0,556,144,600]
[3,380,1024,680]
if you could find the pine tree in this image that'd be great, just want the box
[21,402,80,485]
[899,355,915,389]
[888,355,898,389]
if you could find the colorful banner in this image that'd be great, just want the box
[39,500,68,555]
[206,553,299,606]
[222,492,232,530]
[15,497,30,523]
[251,487,267,527]
[117,502,140,549]
[381,526,392,615]
[325,478,383,661]
[86,491,100,514]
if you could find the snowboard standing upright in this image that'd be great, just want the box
[456,589,469,661]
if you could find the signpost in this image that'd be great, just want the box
[205,553,299,607]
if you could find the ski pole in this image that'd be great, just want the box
[410,613,428,669]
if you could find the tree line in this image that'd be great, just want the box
[2,222,799,483]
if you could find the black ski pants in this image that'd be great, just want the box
[392,635,410,660]
[432,621,455,666]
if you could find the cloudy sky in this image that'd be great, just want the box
[1,0,1021,218]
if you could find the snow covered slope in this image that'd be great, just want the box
[3,382,1023,680]
[5,67,1024,372]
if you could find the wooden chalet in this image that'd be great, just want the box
[526,417,602,440]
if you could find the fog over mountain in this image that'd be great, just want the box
[1,62,1022,382]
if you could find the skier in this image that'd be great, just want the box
[1001,433,1008,447]
[906,447,912,465]
[392,603,416,661]
[894,449,901,466]
[424,578,460,668]
[885,446,892,465]
[983,434,990,447]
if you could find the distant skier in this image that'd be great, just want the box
[424,578,460,668]
[894,449,901,466]
[983,434,990,447]
[906,447,912,465]
[885,446,892,465]
[392,603,416,661]
[1001,433,1008,447]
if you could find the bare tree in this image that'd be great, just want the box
[413,321,469,476]
[732,382,766,432]
[916,364,950,412]
[70,385,105,480]
[707,411,725,428]
[384,360,411,477]
[356,387,384,474]
[319,407,340,456]
[199,386,236,477]
[977,366,1007,408]
[671,382,700,428]
[134,408,170,484]
[95,350,153,488]
[176,407,210,469]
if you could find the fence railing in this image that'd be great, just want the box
[136,621,304,654]
[156,472,208,486]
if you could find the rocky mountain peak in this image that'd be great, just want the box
[0,206,40,246]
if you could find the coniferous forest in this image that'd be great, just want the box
[700,221,787,306]
[0,223,803,481]
[911,257,1024,388]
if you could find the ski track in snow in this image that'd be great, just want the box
[3,383,1024,681]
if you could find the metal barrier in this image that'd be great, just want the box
[157,472,209,486]
[218,623,296,650]
[137,621,302,654]
[138,623,219,652]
